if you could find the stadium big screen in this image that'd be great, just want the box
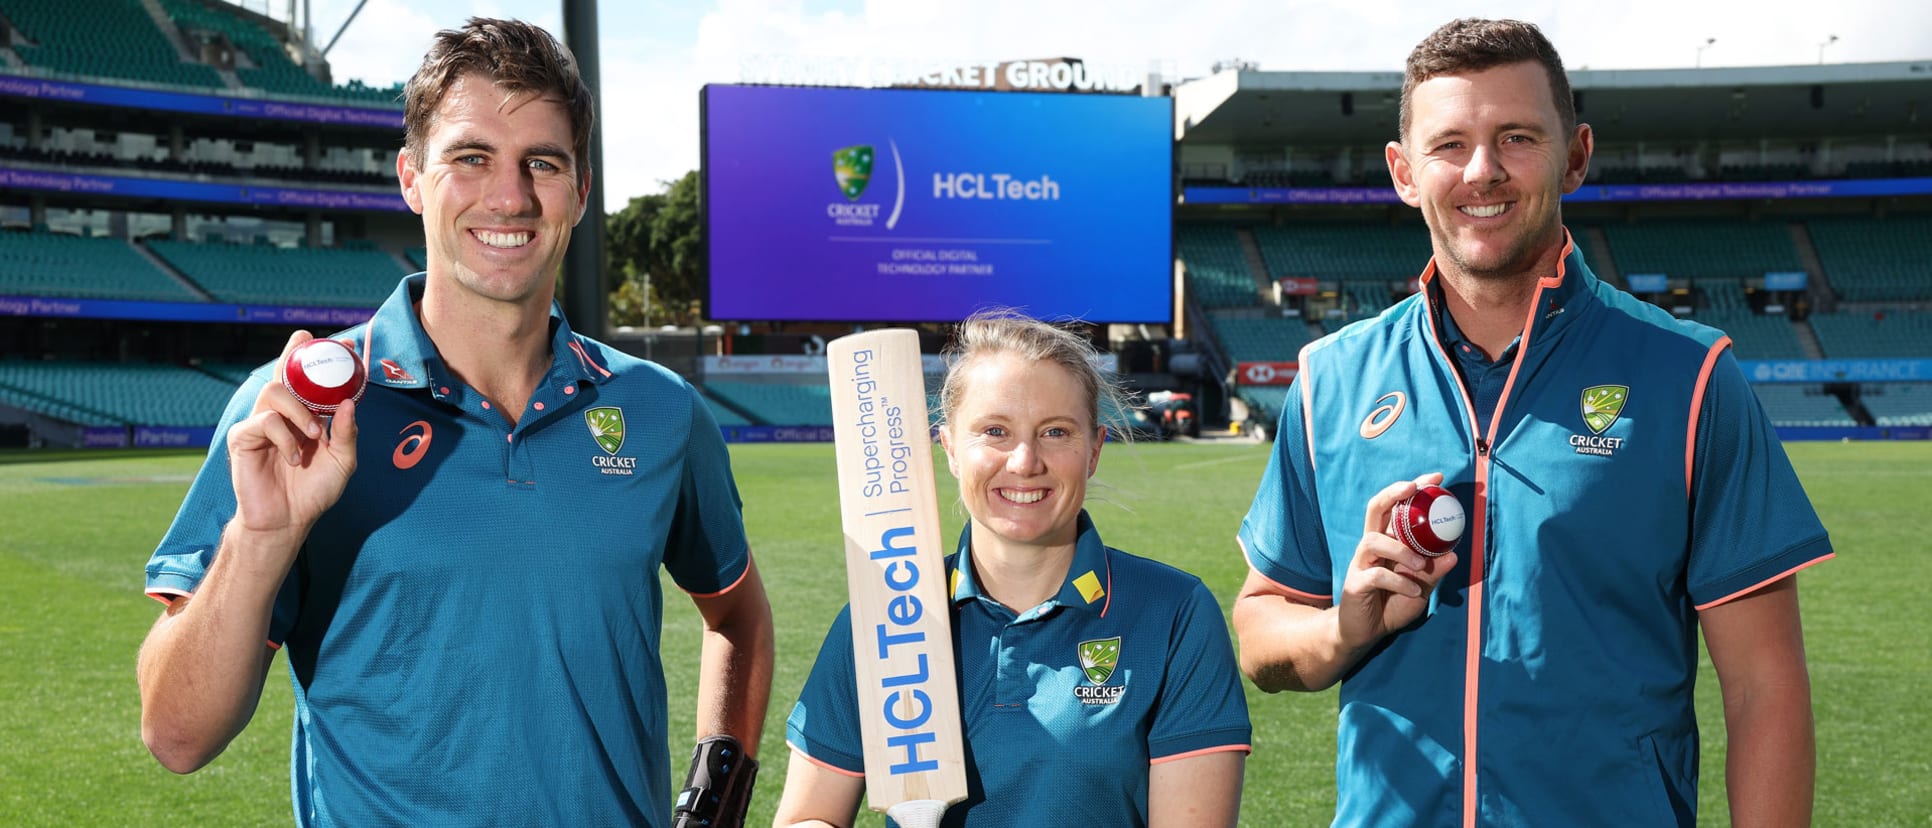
[702,84,1174,322]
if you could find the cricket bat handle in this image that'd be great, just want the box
[885,799,950,828]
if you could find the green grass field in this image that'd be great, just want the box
[1,441,1926,826]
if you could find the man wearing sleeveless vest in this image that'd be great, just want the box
[1232,19,1832,827]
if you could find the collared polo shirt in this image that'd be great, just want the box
[145,274,750,827]
[1238,234,1831,826]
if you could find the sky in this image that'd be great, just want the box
[266,0,1932,211]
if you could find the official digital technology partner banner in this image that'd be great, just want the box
[0,73,403,129]
[704,85,1174,323]
[1182,176,1932,206]
[0,294,376,326]
[0,166,408,212]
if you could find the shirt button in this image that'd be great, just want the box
[564,385,576,395]
[482,400,492,410]
[534,401,546,411]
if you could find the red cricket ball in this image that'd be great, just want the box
[1393,485,1465,557]
[282,338,366,414]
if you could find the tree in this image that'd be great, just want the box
[606,170,704,327]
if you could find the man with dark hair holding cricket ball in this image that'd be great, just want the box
[137,18,773,826]
[1232,18,1832,827]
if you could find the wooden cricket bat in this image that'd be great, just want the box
[826,329,968,828]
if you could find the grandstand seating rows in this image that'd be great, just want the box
[146,239,406,307]
[1176,224,1257,308]
[3,0,224,89]
[0,359,235,426]
[1208,313,1313,363]
[1746,384,1857,427]
[0,0,404,104]
[1862,383,1932,427]
[1809,311,1932,360]
[1807,215,1932,302]
[1599,219,1802,281]
[0,230,201,302]
[1699,311,1810,360]
[704,382,834,426]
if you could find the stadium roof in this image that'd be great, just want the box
[1175,60,1932,146]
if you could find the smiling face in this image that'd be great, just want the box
[1386,61,1591,285]
[941,351,1104,553]
[399,71,589,309]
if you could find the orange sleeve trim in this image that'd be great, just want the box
[146,589,187,606]
[787,742,865,778]
[1236,537,1330,603]
[1686,337,1732,497]
[682,549,754,599]
[1693,554,1834,612]
[1150,744,1251,764]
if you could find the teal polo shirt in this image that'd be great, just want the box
[787,512,1250,828]
[146,274,750,827]
[1238,236,1832,826]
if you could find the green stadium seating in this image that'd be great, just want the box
[1700,311,1808,360]
[1251,223,1431,283]
[147,239,407,307]
[703,382,833,426]
[1602,219,1802,281]
[1178,224,1260,308]
[1806,216,1932,303]
[2,0,223,88]
[1209,313,1311,363]
[0,359,235,425]
[1747,384,1856,427]
[1809,311,1932,359]
[0,229,201,302]
[1861,383,1932,427]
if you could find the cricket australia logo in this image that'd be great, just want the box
[1569,385,1628,457]
[826,140,905,230]
[585,407,637,475]
[834,145,872,201]
[1072,637,1126,706]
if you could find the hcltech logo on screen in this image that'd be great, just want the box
[932,172,1060,200]
[827,140,904,229]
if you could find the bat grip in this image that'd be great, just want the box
[885,799,949,828]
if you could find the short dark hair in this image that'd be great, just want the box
[402,18,594,182]
[1398,18,1575,144]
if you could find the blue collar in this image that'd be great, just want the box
[350,273,615,392]
[950,510,1114,618]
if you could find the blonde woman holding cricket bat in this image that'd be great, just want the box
[776,312,1250,828]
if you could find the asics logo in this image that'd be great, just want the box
[1360,392,1406,440]
[392,420,432,470]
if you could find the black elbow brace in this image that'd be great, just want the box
[672,734,758,828]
